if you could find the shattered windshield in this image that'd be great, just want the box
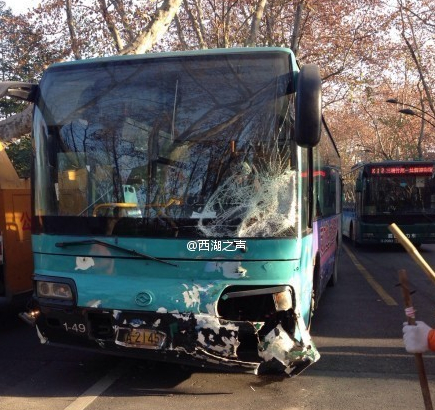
[33,52,297,238]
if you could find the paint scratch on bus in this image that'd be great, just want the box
[75,256,95,270]
[86,299,102,308]
[196,315,240,357]
[182,283,215,310]
[220,262,248,279]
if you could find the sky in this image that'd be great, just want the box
[4,0,40,14]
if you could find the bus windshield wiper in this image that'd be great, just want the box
[55,239,178,267]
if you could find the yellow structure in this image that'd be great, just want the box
[0,142,33,307]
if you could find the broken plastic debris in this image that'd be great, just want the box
[258,324,295,365]
[36,325,48,344]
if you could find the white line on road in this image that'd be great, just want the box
[63,362,129,410]
[343,244,398,306]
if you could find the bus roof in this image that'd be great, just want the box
[48,47,297,70]
[350,159,435,172]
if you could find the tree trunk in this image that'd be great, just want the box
[65,0,82,60]
[98,0,124,52]
[112,0,135,43]
[0,105,32,142]
[245,0,268,47]
[290,1,304,57]
[119,0,183,55]
[183,0,207,49]
[174,13,188,49]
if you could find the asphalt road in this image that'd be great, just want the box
[2,241,435,410]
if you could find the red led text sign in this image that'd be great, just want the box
[370,165,433,176]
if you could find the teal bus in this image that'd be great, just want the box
[4,47,341,375]
[343,160,435,246]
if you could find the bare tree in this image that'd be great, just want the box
[3,0,433,169]
[398,0,435,119]
[0,0,183,141]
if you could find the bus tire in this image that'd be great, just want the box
[307,260,320,331]
[327,239,339,287]
[350,223,359,247]
[312,254,322,310]
[307,293,315,331]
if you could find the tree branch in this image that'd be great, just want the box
[245,0,268,47]
[0,105,33,142]
[183,0,207,49]
[98,0,124,52]
[65,0,82,60]
[119,0,183,55]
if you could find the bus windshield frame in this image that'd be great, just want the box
[32,52,297,238]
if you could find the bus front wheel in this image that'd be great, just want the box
[327,240,339,287]
[350,224,358,247]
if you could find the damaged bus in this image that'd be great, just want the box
[6,47,341,375]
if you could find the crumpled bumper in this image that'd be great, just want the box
[29,303,320,376]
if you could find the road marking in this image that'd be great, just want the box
[63,362,129,410]
[343,244,398,306]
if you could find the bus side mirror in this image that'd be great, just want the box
[355,179,362,192]
[294,64,322,148]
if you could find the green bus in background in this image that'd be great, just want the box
[343,160,435,246]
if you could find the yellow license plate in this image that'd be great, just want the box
[116,328,166,349]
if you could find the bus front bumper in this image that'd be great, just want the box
[360,226,435,245]
[25,302,319,376]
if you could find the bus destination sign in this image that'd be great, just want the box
[370,165,433,176]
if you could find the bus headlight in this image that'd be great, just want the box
[36,281,73,300]
[273,290,293,311]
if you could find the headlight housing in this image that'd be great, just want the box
[36,281,73,300]
[273,289,293,311]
